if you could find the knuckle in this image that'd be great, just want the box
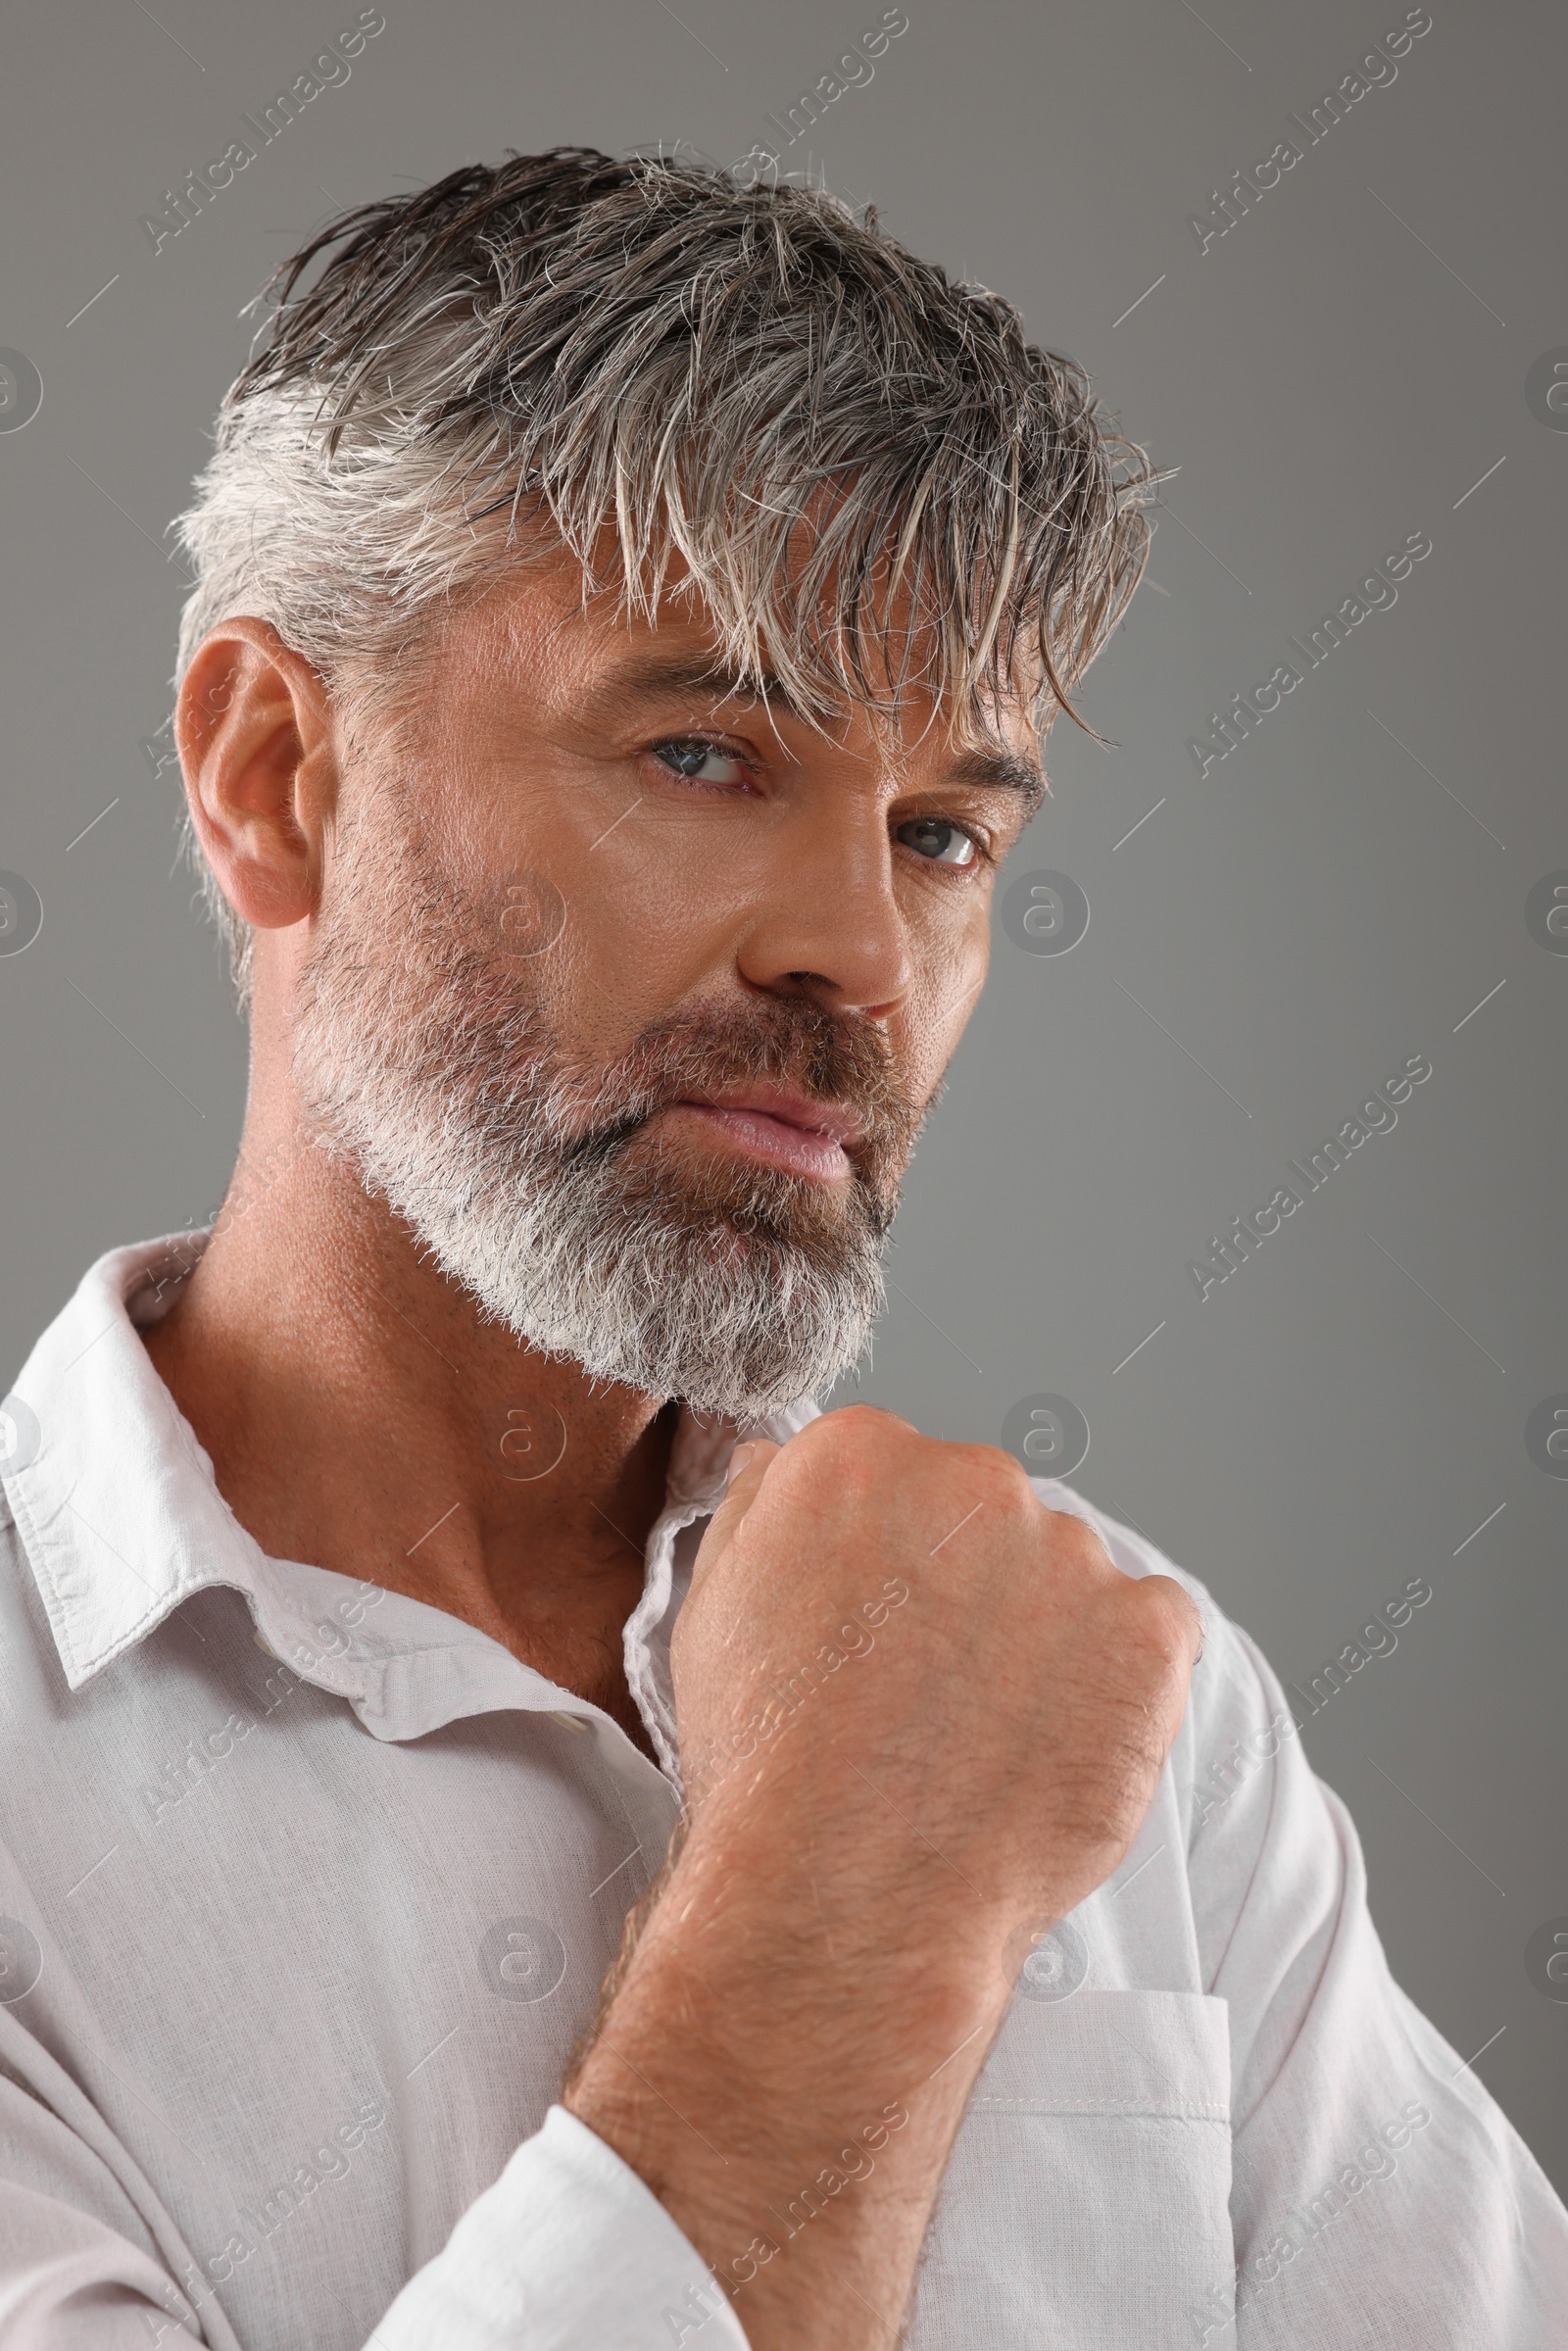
[797,1405,903,1509]
[824,1402,883,1433]
[1076,1584,1195,1714]
[811,1403,904,1457]
[1134,1574,1203,1661]
[1042,1506,1111,1564]
[955,1443,1038,1515]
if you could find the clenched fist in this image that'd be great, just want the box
[567,1405,1202,2350]
[673,1403,1201,1956]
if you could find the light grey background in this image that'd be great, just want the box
[1,0,1563,2191]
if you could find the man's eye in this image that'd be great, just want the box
[651,737,747,786]
[896,817,979,868]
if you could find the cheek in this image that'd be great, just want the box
[903,904,990,1065]
[462,799,755,1055]
[560,836,758,1013]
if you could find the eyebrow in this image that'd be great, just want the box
[575,651,1048,815]
[940,744,1048,817]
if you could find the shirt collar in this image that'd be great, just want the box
[2,1232,818,1742]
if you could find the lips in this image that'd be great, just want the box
[676,1087,865,1147]
[661,1088,863,1181]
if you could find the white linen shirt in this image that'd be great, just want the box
[0,1233,1563,2351]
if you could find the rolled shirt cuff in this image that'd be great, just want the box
[367,2102,753,2350]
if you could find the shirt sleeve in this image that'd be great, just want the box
[0,2180,203,2350]
[0,2062,228,2349]
[366,2104,752,2351]
[0,2057,747,2351]
[1182,1599,1568,2346]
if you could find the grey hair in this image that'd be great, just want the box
[171,144,1164,1005]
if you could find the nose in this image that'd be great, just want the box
[734,805,913,1019]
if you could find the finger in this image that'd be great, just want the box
[689,1439,781,1593]
[1140,1572,1207,1671]
[822,1402,918,1437]
[726,1437,779,1494]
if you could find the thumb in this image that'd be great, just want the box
[690,1438,781,1594]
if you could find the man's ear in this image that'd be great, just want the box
[176,618,339,933]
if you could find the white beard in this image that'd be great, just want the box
[290,796,918,1421]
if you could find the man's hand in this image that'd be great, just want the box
[674,1404,1200,1934]
[564,1406,1201,2348]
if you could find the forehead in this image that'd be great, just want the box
[462,530,1046,772]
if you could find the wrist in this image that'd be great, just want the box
[566,1831,1010,2207]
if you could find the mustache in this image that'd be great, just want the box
[552,997,927,1170]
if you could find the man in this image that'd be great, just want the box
[0,146,1561,2350]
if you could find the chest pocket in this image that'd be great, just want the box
[907,1989,1235,2351]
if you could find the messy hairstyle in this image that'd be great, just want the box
[172,145,1161,1004]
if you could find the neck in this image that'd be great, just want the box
[142,1095,681,1750]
